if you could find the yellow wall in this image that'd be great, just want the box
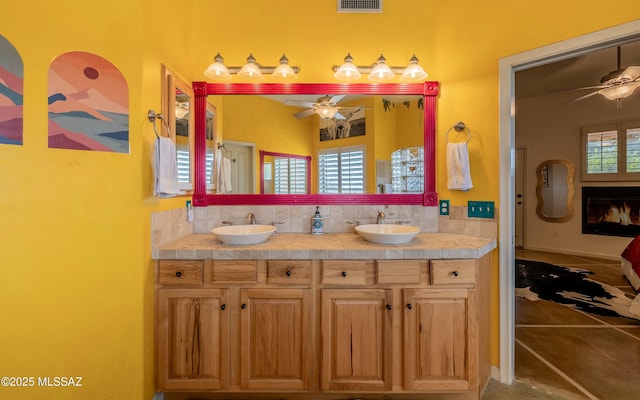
[2,1,640,399]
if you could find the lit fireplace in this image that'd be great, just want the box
[582,186,640,237]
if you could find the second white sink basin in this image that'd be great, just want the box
[211,224,276,245]
[355,224,420,244]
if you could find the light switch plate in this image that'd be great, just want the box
[468,201,494,218]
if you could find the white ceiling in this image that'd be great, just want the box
[516,39,640,101]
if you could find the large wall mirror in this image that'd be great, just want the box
[535,159,576,222]
[192,82,439,206]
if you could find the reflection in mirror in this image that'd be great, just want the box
[205,103,217,191]
[216,94,424,194]
[536,159,575,222]
[192,82,440,206]
[260,151,311,194]
[162,65,194,192]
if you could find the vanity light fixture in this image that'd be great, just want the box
[332,53,428,82]
[203,53,300,81]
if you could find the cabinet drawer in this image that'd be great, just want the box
[430,259,475,286]
[212,260,257,282]
[267,260,311,284]
[158,260,203,286]
[376,260,422,284]
[321,260,367,285]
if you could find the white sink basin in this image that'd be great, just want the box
[355,224,420,244]
[211,224,276,245]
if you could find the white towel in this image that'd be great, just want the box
[216,148,232,193]
[447,142,473,191]
[153,136,181,198]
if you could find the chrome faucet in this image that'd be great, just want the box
[247,212,256,224]
[376,211,385,224]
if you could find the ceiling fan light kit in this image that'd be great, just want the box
[332,53,428,82]
[564,46,640,108]
[204,52,300,81]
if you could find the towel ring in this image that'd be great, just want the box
[446,121,471,143]
[148,109,171,139]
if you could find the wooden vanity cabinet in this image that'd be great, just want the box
[156,255,492,398]
[239,288,311,390]
[320,288,393,391]
[156,259,312,392]
[156,288,230,390]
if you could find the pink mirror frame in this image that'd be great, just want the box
[191,82,439,206]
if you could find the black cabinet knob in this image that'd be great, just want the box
[241,303,246,309]
[220,304,226,311]
[286,270,291,277]
[406,304,412,310]
[175,271,182,278]
[341,271,347,277]
[386,304,392,310]
[451,270,459,277]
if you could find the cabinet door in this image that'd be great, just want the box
[321,289,393,391]
[403,288,475,391]
[240,288,311,390]
[157,288,229,390]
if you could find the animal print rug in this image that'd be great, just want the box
[515,259,639,320]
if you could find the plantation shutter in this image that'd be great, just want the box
[318,147,364,194]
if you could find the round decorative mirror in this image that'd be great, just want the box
[535,159,575,222]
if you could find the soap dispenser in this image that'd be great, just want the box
[311,206,324,235]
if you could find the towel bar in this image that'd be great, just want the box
[446,121,470,143]
[148,109,171,139]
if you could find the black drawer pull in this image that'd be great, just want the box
[286,270,291,277]
[386,304,392,311]
[406,304,412,310]
[451,270,459,277]
[221,304,226,311]
[175,271,182,278]
[341,271,347,277]
[241,303,246,310]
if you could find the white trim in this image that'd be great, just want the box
[498,19,640,385]
[490,365,501,381]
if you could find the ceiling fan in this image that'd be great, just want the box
[564,46,640,108]
[284,94,363,120]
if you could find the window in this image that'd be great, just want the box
[178,147,214,189]
[582,121,640,181]
[274,157,307,194]
[176,146,191,187]
[318,146,365,193]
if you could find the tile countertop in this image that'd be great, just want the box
[155,232,497,260]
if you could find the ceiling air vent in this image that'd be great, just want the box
[338,0,382,13]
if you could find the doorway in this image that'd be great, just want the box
[222,140,255,194]
[498,20,640,384]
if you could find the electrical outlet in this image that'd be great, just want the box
[439,200,450,215]
[468,201,495,218]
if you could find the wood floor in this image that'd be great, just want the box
[514,249,640,400]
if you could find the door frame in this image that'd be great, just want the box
[498,20,640,384]
[222,140,256,194]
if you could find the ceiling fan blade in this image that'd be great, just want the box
[284,99,316,108]
[620,66,640,81]
[328,94,346,105]
[334,112,346,120]
[292,108,317,119]
[552,84,609,93]
[562,90,601,104]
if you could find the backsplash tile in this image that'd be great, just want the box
[151,204,496,254]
